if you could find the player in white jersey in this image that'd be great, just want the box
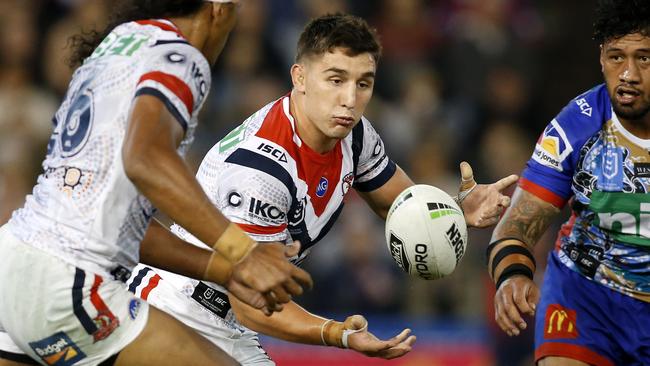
[0,1,312,366]
[128,13,520,365]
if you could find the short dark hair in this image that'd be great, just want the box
[69,0,205,67]
[593,0,650,44]
[295,13,382,64]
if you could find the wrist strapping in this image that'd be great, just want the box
[487,237,536,289]
[320,317,367,349]
[203,223,257,285]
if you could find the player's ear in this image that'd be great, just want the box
[291,63,306,93]
[599,44,605,72]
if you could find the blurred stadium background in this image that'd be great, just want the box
[0,0,602,365]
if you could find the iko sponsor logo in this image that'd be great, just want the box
[575,97,592,117]
[389,232,410,273]
[249,197,286,220]
[445,222,465,263]
[29,332,86,366]
[257,143,288,163]
[129,298,141,320]
[191,62,207,100]
[316,177,328,197]
[227,191,242,207]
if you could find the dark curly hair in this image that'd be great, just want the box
[296,13,382,64]
[69,0,204,67]
[593,0,650,44]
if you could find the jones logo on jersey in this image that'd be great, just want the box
[532,120,573,172]
[248,197,285,223]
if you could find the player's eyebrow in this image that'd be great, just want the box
[323,67,375,79]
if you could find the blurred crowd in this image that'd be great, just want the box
[0,0,602,364]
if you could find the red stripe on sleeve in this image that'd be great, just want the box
[138,71,194,115]
[135,20,184,38]
[140,274,162,301]
[519,177,567,208]
[236,223,288,235]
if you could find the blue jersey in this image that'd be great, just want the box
[521,84,650,302]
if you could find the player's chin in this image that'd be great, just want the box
[328,126,354,139]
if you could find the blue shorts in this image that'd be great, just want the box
[534,252,650,365]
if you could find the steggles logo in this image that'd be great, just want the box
[543,304,578,340]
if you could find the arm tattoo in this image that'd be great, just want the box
[494,190,560,248]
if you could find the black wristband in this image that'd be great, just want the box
[485,237,523,265]
[495,263,534,289]
[490,245,536,279]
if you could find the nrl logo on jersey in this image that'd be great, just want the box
[532,119,573,172]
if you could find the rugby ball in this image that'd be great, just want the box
[385,185,468,280]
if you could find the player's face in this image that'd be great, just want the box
[298,48,376,142]
[600,33,650,122]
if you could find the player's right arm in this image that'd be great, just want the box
[228,294,416,360]
[489,187,559,336]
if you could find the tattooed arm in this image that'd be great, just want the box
[492,187,560,246]
[490,187,560,337]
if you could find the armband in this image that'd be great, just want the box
[486,237,536,289]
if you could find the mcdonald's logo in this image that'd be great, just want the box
[543,304,578,340]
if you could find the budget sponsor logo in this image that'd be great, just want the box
[29,332,86,366]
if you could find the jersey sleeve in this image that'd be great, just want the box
[521,85,608,208]
[134,42,210,132]
[353,117,397,192]
[195,147,291,243]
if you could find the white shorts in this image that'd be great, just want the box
[0,224,149,365]
[128,264,274,365]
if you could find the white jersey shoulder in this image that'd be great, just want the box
[8,20,211,279]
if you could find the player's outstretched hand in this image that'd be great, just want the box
[345,315,416,360]
[227,241,313,316]
[456,161,518,227]
[494,275,540,336]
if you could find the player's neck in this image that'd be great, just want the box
[169,12,213,62]
[290,91,338,154]
[619,116,650,139]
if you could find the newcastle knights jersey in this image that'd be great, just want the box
[8,19,211,279]
[521,84,650,301]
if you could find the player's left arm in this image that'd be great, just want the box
[229,294,415,360]
[356,165,414,220]
[357,162,518,227]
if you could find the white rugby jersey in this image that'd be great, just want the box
[177,94,396,259]
[129,95,396,335]
[8,19,211,280]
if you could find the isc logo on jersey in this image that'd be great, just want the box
[532,119,573,172]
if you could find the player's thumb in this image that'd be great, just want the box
[344,315,368,331]
[285,241,301,258]
[459,161,476,191]
[228,281,265,310]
